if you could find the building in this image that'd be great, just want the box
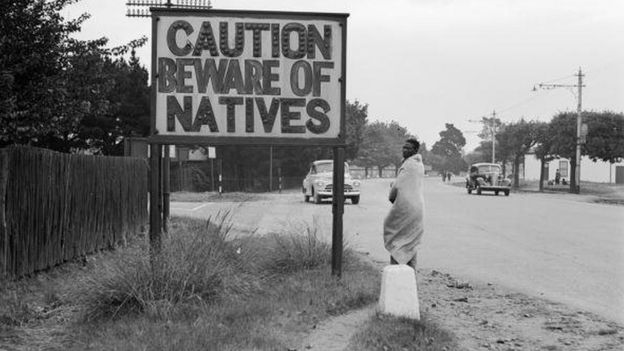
[523,153,624,184]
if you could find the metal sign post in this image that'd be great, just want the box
[149,143,162,255]
[331,147,345,277]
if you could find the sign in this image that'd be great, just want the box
[150,9,348,146]
[207,146,216,159]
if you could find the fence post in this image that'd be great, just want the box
[218,158,223,195]
[278,167,282,194]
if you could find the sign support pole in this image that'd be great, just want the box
[331,146,345,277]
[162,145,170,233]
[149,143,162,256]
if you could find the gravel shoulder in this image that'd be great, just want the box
[301,259,624,351]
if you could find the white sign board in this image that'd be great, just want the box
[151,9,348,146]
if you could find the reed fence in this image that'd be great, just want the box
[0,146,148,279]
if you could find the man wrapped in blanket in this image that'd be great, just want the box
[384,138,425,270]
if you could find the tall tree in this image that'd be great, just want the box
[387,120,414,174]
[533,121,554,191]
[0,0,87,150]
[431,123,466,173]
[357,121,395,176]
[0,0,150,154]
[495,119,540,188]
[549,112,581,192]
[344,100,369,160]
[583,111,624,163]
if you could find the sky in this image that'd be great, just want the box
[64,0,624,151]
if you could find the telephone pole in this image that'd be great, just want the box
[469,110,498,163]
[489,110,497,163]
[534,68,584,194]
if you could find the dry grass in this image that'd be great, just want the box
[170,191,267,202]
[346,314,459,351]
[1,215,457,350]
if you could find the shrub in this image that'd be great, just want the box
[76,212,264,320]
[264,219,354,274]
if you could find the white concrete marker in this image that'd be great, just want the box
[377,264,420,320]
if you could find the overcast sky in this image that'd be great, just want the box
[64,0,624,151]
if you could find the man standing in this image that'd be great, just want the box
[384,138,425,269]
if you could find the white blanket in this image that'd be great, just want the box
[383,154,425,264]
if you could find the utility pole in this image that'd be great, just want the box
[490,110,497,163]
[534,68,584,194]
[469,110,498,163]
[575,68,583,194]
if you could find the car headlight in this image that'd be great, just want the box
[353,180,361,188]
[315,180,326,187]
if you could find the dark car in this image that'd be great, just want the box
[465,163,511,196]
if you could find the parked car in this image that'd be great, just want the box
[302,160,361,204]
[465,162,511,196]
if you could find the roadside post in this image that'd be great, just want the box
[146,6,348,276]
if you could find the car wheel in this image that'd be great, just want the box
[313,188,322,204]
[495,191,499,196]
[476,186,482,195]
[467,187,472,194]
[504,190,510,196]
[351,196,360,204]
[304,195,309,202]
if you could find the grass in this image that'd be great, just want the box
[346,314,459,351]
[1,214,458,350]
[170,191,268,202]
[64,215,381,349]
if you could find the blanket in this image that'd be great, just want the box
[383,154,425,264]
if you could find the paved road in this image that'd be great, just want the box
[171,177,624,324]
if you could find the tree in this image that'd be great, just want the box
[387,121,413,174]
[583,111,624,163]
[0,0,150,154]
[495,119,540,188]
[549,112,581,192]
[357,122,395,176]
[0,0,87,149]
[533,121,554,192]
[344,100,368,160]
[431,123,466,173]
[75,46,150,155]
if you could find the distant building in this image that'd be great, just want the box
[523,153,624,184]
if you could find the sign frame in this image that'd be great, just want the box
[149,8,348,146]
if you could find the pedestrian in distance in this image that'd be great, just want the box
[384,138,425,270]
[555,169,561,185]
[441,171,446,182]
[447,172,452,182]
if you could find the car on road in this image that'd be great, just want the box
[465,162,511,196]
[302,160,361,204]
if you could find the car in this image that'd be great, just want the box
[302,160,361,204]
[465,162,511,196]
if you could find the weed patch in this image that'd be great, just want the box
[346,313,459,351]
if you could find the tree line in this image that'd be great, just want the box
[464,112,624,192]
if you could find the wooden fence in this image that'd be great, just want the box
[0,146,148,280]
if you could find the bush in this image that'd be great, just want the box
[264,219,354,274]
[76,212,264,320]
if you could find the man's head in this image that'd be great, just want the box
[402,138,420,159]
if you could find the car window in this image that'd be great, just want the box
[313,162,351,174]
[477,165,501,173]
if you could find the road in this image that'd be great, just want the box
[171,177,624,324]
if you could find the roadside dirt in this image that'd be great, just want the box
[1,255,623,351]
[300,260,624,351]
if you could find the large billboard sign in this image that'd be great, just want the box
[150,9,348,145]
